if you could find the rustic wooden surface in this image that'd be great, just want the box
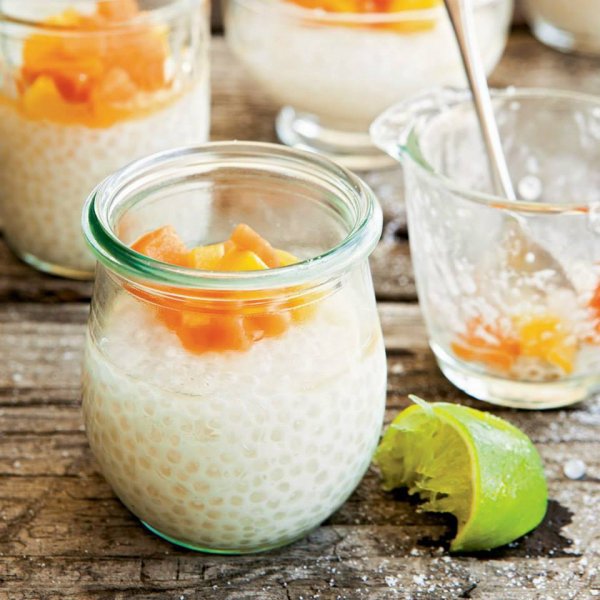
[1,33,599,599]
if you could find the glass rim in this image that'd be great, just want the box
[370,86,600,215]
[82,141,382,291]
[229,0,498,24]
[0,0,203,34]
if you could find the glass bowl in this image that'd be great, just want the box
[81,141,386,553]
[524,0,600,56]
[225,0,513,170]
[372,87,600,409]
[0,0,210,279]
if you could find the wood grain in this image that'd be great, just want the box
[1,302,599,598]
[1,32,600,600]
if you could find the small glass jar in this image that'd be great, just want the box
[224,0,513,170]
[0,0,210,279]
[81,142,386,553]
[524,0,600,56]
[372,87,600,409]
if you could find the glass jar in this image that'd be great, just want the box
[372,87,600,409]
[0,0,210,279]
[224,0,513,170]
[524,0,600,56]
[81,142,386,553]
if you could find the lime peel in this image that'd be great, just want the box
[374,396,548,552]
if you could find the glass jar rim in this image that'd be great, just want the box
[371,86,600,215]
[230,0,498,24]
[0,0,201,33]
[82,141,382,291]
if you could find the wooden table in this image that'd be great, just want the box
[1,32,599,600]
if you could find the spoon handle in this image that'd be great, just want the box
[443,0,516,200]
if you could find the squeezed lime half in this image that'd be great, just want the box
[374,396,548,552]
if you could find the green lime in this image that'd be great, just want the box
[374,396,548,552]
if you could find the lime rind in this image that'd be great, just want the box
[374,397,548,552]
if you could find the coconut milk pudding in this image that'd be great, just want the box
[0,0,209,278]
[524,0,600,55]
[82,222,387,552]
[226,0,512,163]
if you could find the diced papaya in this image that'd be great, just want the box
[23,56,105,103]
[451,340,517,373]
[589,283,600,335]
[97,0,140,21]
[246,312,292,340]
[105,25,168,91]
[285,0,438,32]
[23,34,63,68]
[157,306,183,331]
[453,313,578,376]
[92,67,138,105]
[129,224,318,354]
[22,75,89,123]
[178,314,251,353]
[46,8,86,27]
[131,225,189,266]
[230,224,280,268]
[275,249,299,267]
[219,249,269,272]
[15,0,170,126]
[286,0,438,11]
[451,318,520,373]
[517,315,576,375]
[188,242,230,270]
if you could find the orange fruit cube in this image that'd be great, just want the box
[517,315,576,375]
[230,224,280,268]
[131,225,189,266]
[97,0,140,21]
[219,249,269,272]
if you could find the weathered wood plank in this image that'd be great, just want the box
[2,301,599,487]
[0,470,596,598]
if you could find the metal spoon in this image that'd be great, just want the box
[443,0,572,288]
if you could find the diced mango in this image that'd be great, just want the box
[219,250,268,272]
[179,314,251,353]
[92,67,137,105]
[46,8,85,27]
[517,315,576,375]
[14,0,172,126]
[22,75,89,123]
[230,224,280,268]
[97,0,140,21]
[285,0,439,32]
[246,312,292,340]
[188,243,230,270]
[129,224,318,354]
[453,314,578,376]
[131,225,190,267]
[452,341,518,372]
[275,249,300,267]
[451,318,520,373]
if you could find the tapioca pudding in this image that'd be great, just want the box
[0,0,210,278]
[81,146,386,553]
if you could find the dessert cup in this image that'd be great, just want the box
[225,0,513,169]
[372,87,600,409]
[524,0,600,56]
[81,141,387,552]
[0,0,210,278]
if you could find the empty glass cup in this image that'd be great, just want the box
[372,87,600,409]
